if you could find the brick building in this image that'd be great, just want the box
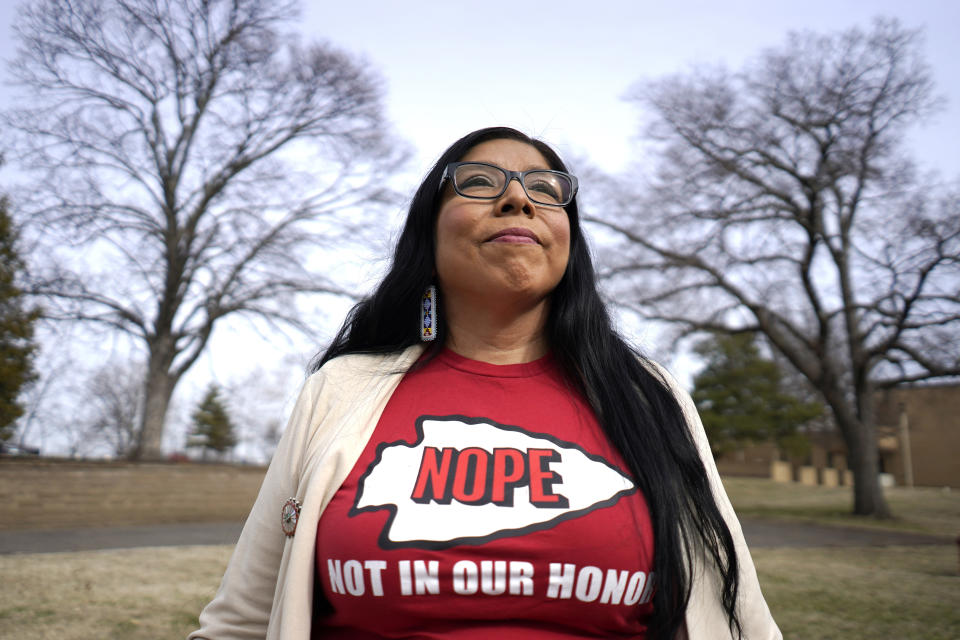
[714,383,960,489]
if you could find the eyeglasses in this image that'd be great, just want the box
[440,162,578,207]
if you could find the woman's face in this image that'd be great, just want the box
[434,138,571,311]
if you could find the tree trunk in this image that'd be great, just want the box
[834,410,891,518]
[131,341,177,461]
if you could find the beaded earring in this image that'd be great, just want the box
[420,285,437,342]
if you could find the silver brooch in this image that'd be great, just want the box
[281,497,302,537]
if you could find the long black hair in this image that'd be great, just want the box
[315,127,742,639]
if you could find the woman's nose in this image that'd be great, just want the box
[496,178,534,217]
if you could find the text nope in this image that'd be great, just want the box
[410,446,570,508]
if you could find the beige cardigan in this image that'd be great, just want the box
[190,346,781,639]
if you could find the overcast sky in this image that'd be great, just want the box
[1,1,957,452]
[4,1,955,173]
[297,0,960,179]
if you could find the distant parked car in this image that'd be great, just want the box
[0,442,40,457]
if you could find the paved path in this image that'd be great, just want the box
[0,518,950,555]
[0,521,244,554]
[740,518,949,548]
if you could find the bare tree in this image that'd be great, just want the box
[3,0,405,459]
[588,19,960,517]
[12,322,76,453]
[82,360,144,457]
[222,362,297,463]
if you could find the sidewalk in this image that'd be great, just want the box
[0,521,243,554]
[739,518,949,548]
[0,518,950,555]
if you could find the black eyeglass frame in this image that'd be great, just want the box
[439,161,579,207]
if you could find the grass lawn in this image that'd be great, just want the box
[723,476,960,538]
[1,478,957,638]
[2,543,958,639]
[754,545,959,640]
[0,545,232,639]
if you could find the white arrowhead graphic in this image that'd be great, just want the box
[352,416,635,548]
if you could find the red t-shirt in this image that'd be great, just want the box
[313,349,654,639]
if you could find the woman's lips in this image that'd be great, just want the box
[486,227,540,244]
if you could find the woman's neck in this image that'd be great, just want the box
[442,295,550,365]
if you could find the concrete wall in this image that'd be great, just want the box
[875,384,960,488]
[0,458,267,530]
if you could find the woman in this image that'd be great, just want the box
[191,127,781,639]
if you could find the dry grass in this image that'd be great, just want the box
[723,477,960,537]
[0,460,264,531]
[0,545,231,639]
[1,478,957,638]
[2,543,958,639]
[754,545,960,640]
